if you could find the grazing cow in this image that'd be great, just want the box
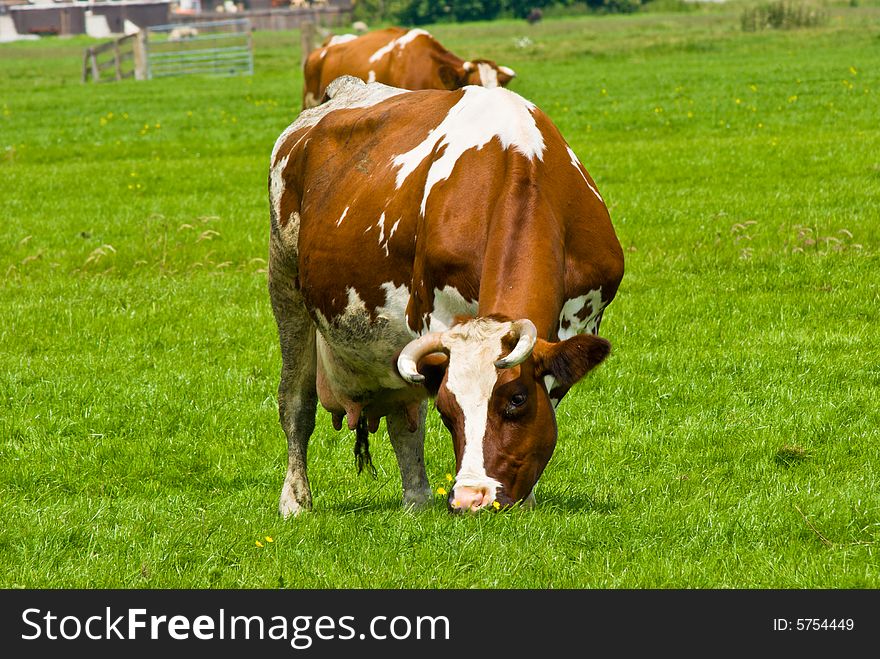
[269,76,624,516]
[302,26,516,109]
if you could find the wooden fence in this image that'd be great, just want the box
[145,18,253,79]
[82,18,253,82]
[82,31,147,83]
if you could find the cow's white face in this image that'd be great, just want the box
[398,317,611,512]
[462,60,516,89]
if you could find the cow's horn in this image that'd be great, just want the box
[397,332,447,384]
[494,319,538,369]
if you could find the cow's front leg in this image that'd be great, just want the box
[386,401,432,509]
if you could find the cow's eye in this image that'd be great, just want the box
[504,392,527,419]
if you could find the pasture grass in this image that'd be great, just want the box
[1,3,879,588]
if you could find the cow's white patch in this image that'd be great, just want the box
[302,91,320,110]
[269,153,291,223]
[273,76,409,163]
[314,282,416,405]
[477,62,499,88]
[377,281,412,330]
[392,86,546,215]
[377,216,400,258]
[443,318,510,496]
[566,145,603,203]
[328,33,357,47]
[368,28,431,63]
[377,212,391,256]
[544,288,605,404]
[499,65,516,78]
[367,70,376,83]
[558,288,605,340]
[377,212,386,243]
[425,285,478,333]
[336,206,349,227]
[543,374,559,408]
[320,34,357,58]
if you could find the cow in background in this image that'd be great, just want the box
[302,27,516,109]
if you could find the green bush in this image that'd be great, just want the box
[352,0,647,24]
[450,0,505,21]
[741,1,830,31]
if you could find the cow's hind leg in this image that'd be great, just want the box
[269,264,317,518]
[386,401,432,509]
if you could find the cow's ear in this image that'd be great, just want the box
[532,335,611,391]
[418,352,449,396]
[416,352,449,395]
[438,64,464,90]
[497,65,516,87]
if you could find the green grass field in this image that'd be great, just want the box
[2,2,879,588]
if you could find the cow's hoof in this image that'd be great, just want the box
[279,491,312,519]
[401,487,433,511]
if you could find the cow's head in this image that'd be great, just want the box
[397,317,610,512]
[440,59,516,90]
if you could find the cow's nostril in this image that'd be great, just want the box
[450,486,494,512]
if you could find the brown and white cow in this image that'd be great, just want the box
[302,27,516,109]
[269,76,624,515]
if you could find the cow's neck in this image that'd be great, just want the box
[476,225,563,340]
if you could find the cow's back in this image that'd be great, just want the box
[303,28,449,108]
[275,79,622,349]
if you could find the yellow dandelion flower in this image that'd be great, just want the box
[849,66,857,76]
[452,500,459,508]
[265,536,273,543]
[445,473,453,482]
[492,501,501,510]
[255,540,264,548]
[437,487,447,496]
[788,95,798,103]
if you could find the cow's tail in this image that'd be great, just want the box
[354,417,377,478]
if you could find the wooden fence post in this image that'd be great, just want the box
[82,48,92,82]
[300,20,315,69]
[113,40,122,81]
[90,51,100,82]
[133,30,148,81]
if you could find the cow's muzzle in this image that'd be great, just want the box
[448,485,495,513]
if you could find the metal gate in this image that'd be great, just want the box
[145,18,253,79]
